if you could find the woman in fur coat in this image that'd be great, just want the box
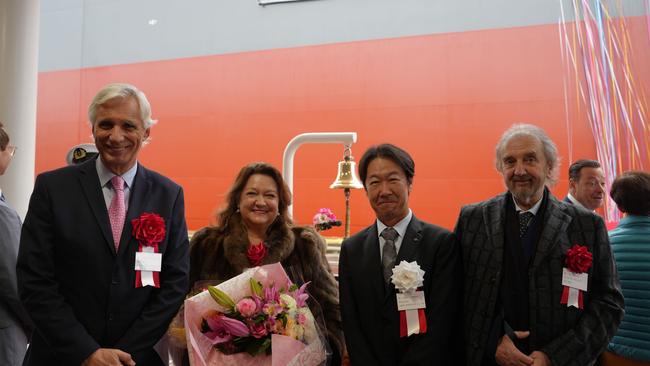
[189,162,345,365]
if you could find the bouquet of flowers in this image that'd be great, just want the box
[184,263,326,366]
[312,208,342,232]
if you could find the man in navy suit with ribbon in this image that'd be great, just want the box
[339,143,462,365]
[18,83,189,366]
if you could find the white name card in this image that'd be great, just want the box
[396,291,426,311]
[135,252,162,272]
[562,268,588,291]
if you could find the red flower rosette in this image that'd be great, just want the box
[246,242,267,267]
[132,213,166,288]
[565,244,593,273]
[132,212,166,246]
[561,244,592,309]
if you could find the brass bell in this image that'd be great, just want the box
[330,156,364,189]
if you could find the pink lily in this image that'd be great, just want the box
[294,282,310,307]
[264,284,280,302]
[204,314,250,345]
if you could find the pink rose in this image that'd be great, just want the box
[297,312,307,325]
[264,317,276,332]
[250,322,268,339]
[236,298,257,318]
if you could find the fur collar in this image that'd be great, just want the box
[222,216,295,273]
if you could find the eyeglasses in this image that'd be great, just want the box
[8,145,17,157]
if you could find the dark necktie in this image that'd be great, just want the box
[381,227,399,283]
[519,211,534,238]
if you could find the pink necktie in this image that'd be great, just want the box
[109,175,126,251]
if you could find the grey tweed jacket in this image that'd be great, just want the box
[455,191,624,366]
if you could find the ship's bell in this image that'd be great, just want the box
[330,156,364,189]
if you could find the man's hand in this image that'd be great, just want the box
[495,331,533,366]
[530,351,551,366]
[81,348,135,366]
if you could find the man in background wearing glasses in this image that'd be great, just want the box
[0,121,32,365]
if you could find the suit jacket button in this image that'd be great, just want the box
[112,279,119,285]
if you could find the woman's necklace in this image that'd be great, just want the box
[246,241,267,266]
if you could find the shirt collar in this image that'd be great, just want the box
[96,157,138,189]
[512,195,543,216]
[567,192,591,211]
[376,209,413,238]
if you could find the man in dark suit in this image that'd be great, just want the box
[456,124,624,366]
[564,159,606,212]
[17,83,189,366]
[339,143,462,365]
[0,122,32,365]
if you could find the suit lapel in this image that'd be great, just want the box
[118,165,152,256]
[484,194,507,258]
[532,195,571,269]
[78,160,115,255]
[360,224,386,303]
[395,216,423,264]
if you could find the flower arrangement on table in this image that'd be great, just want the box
[312,208,342,232]
[184,263,326,366]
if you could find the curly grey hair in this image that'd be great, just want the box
[495,123,561,186]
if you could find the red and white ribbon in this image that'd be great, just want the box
[399,308,427,337]
[560,268,588,309]
[135,244,160,288]
[560,285,583,309]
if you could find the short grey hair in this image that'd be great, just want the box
[495,123,560,186]
[87,83,157,130]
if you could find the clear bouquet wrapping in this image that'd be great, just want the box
[183,263,327,366]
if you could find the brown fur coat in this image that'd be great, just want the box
[189,218,345,359]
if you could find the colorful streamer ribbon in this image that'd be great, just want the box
[559,0,650,224]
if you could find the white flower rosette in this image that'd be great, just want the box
[391,261,425,293]
[390,261,427,337]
